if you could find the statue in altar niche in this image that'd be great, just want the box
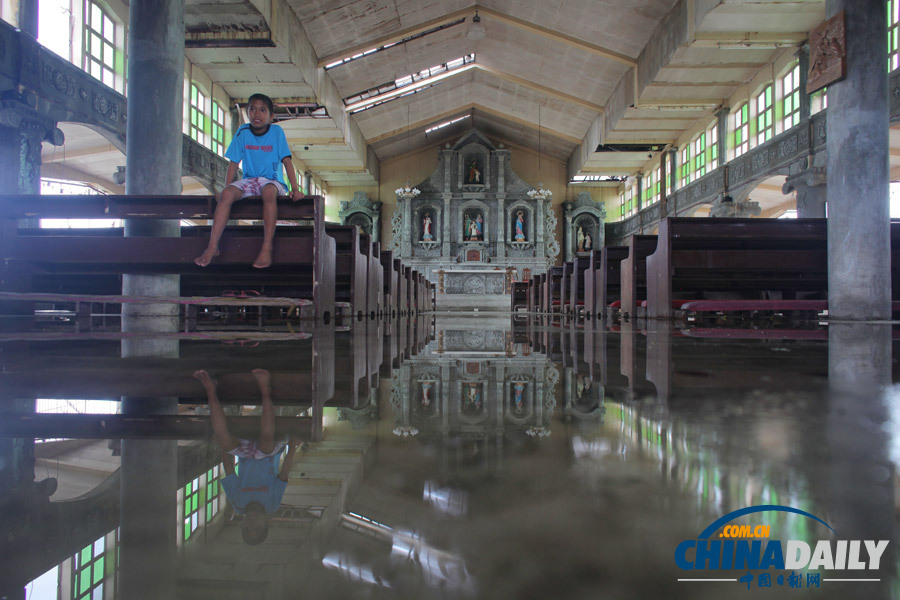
[576,219,594,253]
[467,158,482,184]
[422,212,434,241]
[514,210,526,242]
[464,210,484,242]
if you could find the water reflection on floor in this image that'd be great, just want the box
[0,315,897,599]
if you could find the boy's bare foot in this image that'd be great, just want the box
[195,248,220,267]
[252,247,272,269]
[251,368,271,388]
[193,369,216,390]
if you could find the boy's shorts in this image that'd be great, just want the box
[227,177,287,199]
[227,438,286,460]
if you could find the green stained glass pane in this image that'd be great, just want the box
[184,520,191,540]
[94,557,104,584]
[192,496,198,512]
[80,567,91,594]
[742,104,748,120]
[81,546,92,566]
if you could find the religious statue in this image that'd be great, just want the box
[577,225,592,252]
[422,213,433,241]
[514,211,526,242]
[464,382,482,412]
[512,382,525,413]
[421,381,433,407]
[467,159,481,184]
[465,211,484,241]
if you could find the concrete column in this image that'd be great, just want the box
[826,0,890,320]
[798,44,811,121]
[635,172,643,212]
[667,149,677,192]
[122,0,184,333]
[715,107,729,166]
[118,1,182,597]
[783,167,827,217]
[827,324,894,587]
[119,401,178,599]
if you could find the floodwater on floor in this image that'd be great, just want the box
[0,314,898,599]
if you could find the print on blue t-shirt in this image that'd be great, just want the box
[224,123,291,185]
[221,452,288,514]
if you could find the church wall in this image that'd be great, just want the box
[376,141,443,247]
[328,185,378,224]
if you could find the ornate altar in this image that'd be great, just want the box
[339,192,382,242]
[389,130,560,288]
[564,192,607,263]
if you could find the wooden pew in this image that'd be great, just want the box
[397,261,408,316]
[620,235,658,319]
[547,266,564,315]
[597,246,629,319]
[531,273,547,313]
[582,251,603,319]
[569,255,593,318]
[560,262,573,314]
[380,250,398,318]
[326,225,369,321]
[366,238,382,319]
[403,266,413,316]
[645,218,828,319]
[0,194,336,321]
[511,281,529,312]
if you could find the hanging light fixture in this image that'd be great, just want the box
[396,104,421,199]
[528,104,552,200]
[467,10,486,41]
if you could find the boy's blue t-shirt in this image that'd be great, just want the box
[224,123,291,185]
[221,453,288,514]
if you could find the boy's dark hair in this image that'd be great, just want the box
[248,93,275,114]
[242,518,269,545]
[241,502,269,545]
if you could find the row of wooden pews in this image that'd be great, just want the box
[521,217,900,320]
[0,194,436,327]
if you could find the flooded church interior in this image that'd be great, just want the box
[1,0,900,598]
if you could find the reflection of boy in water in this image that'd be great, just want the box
[194,369,300,545]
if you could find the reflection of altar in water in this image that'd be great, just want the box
[389,316,557,479]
